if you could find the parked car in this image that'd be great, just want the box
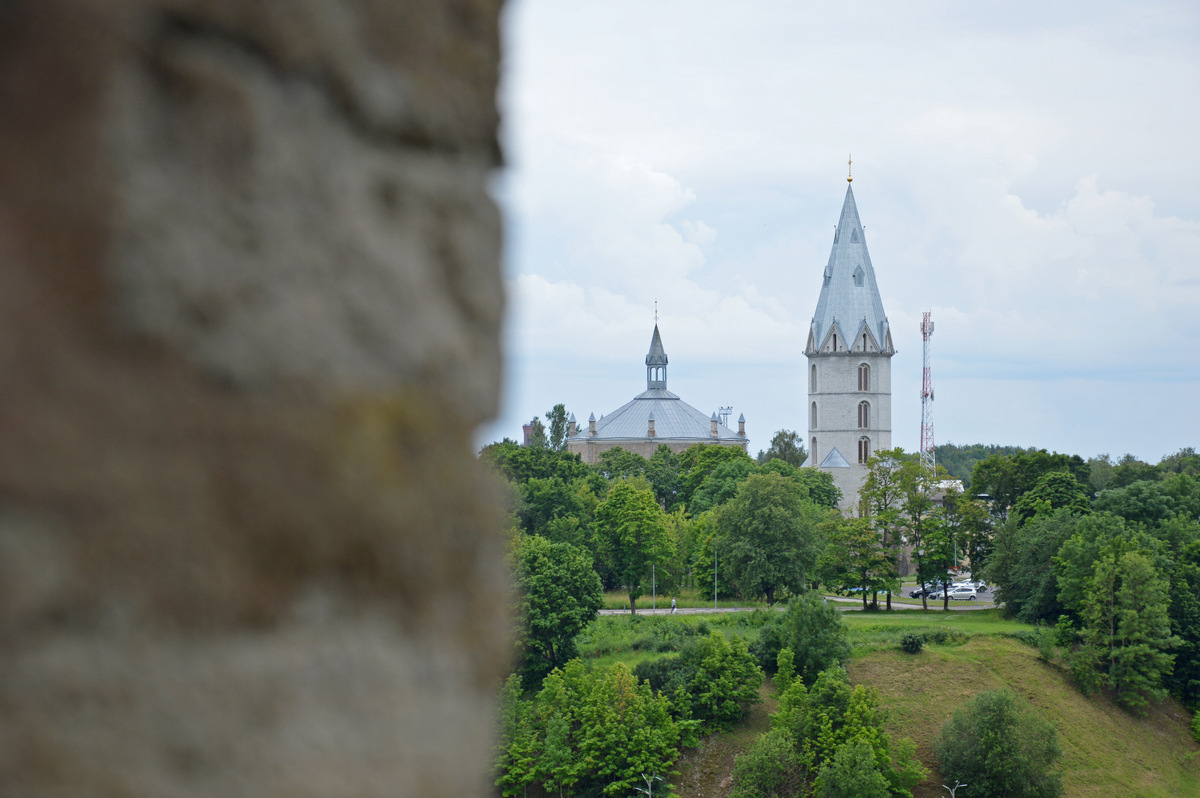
[909,584,940,598]
[954,580,988,592]
[946,585,978,600]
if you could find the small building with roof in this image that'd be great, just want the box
[566,324,748,465]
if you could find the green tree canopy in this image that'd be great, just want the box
[764,429,808,468]
[593,482,674,612]
[1011,470,1091,523]
[711,473,823,604]
[513,535,603,684]
[936,688,1063,798]
[545,403,570,451]
[690,456,756,515]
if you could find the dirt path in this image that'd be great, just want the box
[671,681,779,798]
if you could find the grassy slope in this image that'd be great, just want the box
[849,634,1200,798]
[668,610,1200,797]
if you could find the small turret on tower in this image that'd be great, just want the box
[645,324,668,391]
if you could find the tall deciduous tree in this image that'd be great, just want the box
[514,535,604,684]
[764,429,808,468]
[858,448,907,609]
[593,482,674,613]
[711,473,822,604]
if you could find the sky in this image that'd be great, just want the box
[478,0,1200,464]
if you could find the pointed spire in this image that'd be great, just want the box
[645,323,668,390]
[808,180,892,357]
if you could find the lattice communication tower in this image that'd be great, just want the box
[920,311,935,471]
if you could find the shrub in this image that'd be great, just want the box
[1191,711,1200,745]
[775,647,796,694]
[899,634,924,654]
[730,728,809,798]
[936,688,1063,798]
[813,738,891,798]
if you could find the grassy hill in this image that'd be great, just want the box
[663,610,1200,797]
[849,632,1200,798]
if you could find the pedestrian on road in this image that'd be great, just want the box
[670,598,677,614]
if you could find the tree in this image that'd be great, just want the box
[689,456,756,515]
[1076,550,1179,712]
[858,448,907,610]
[545,403,570,451]
[942,489,992,577]
[679,444,753,508]
[820,515,893,610]
[593,482,674,613]
[494,674,540,798]
[1011,470,1091,523]
[936,688,1063,798]
[711,473,823,604]
[765,429,808,468]
[777,593,851,685]
[645,444,683,510]
[513,535,604,684]
[813,738,891,798]
[575,662,680,797]
[526,416,549,449]
[594,446,648,481]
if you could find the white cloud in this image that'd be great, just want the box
[482,0,1200,460]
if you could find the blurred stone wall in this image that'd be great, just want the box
[0,1,509,795]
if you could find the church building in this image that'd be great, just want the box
[805,172,894,510]
[566,324,748,464]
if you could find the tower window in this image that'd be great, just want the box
[810,402,817,429]
[858,437,871,464]
[811,437,817,464]
[810,364,817,392]
[858,401,869,429]
[853,265,865,287]
[832,334,838,352]
[858,363,870,391]
[851,228,859,243]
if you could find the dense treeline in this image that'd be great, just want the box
[487,413,1200,793]
[975,446,1200,712]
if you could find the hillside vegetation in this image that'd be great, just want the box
[850,632,1200,797]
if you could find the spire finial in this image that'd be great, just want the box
[847,154,853,183]
[654,299,658,323]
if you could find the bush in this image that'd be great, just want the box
[899,634,924,654]
[1191,711,1200,745]
[936,688,1063,798]
[729,728,809,798]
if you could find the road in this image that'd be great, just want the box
[598,589,999,616]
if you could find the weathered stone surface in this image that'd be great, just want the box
[0,1,509,795]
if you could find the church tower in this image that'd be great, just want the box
[805,169,894,510]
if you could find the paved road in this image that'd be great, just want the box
[598,590,998,616]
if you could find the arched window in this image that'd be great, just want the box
[831,333,838,352]
[810,402,817,429]
[858,363,870,391]
[811,437,817,464]
[810,364,817,392]
[858,437,871,464]
[858,401,869,429]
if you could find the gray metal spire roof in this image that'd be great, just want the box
[645,324,668,390]
[568,323,744,445]
[810,184,891,351]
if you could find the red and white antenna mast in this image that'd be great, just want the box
[920,311,936,471]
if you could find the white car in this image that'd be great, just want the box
[946,585,978,600]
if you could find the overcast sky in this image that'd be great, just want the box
[478,0,1200,464]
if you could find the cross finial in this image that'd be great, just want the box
[847,154,853,183]
[654,299,658,323]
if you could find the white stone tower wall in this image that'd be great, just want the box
[808,350,892,509]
